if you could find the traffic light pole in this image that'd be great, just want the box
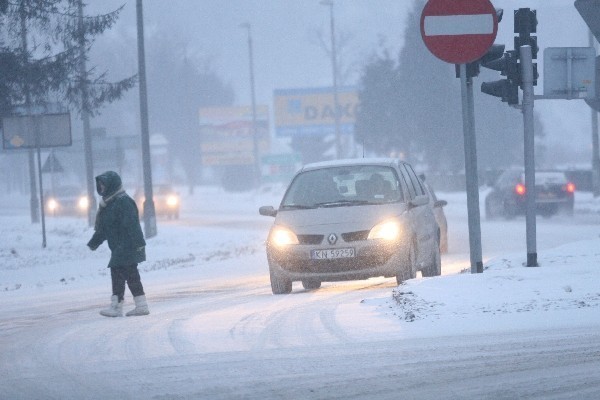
[520,45,538,267]
[459,64,484,274]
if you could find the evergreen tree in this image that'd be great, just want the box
[0,0,135,117]
[146,38,234,189]
[356,0,544,173]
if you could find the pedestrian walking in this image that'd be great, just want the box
[87,171,150,317]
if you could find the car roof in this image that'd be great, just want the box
[300,157,403,172]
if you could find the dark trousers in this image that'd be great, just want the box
[111,264,145,302]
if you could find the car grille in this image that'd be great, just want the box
[341,230,370,242]
[297,234,324,245]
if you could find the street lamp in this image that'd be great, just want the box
[136,0,157,238]
[240,22,261,187]
[320,0,342,159]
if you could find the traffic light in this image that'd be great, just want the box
[478,7,519,104]
[514,8,538,86]
[480,50,519,105]
[455,8,504,79]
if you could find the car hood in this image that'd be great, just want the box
[273,203,407,231]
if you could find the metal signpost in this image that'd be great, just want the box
[421,0,498,273]
[2,112,72,248]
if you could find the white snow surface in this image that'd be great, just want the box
[1,186,600,399]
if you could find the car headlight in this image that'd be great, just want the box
[368,219,402,241]
[269,226,299,246]
[78,196,89,210]
[166,195,179,207]
[47,198,58,211]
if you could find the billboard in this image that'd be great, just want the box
[273,86,358,137]
[2,113,72,149]
[199,106,269,166]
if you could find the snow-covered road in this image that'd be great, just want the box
[1,187,600,399]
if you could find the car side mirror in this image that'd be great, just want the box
[408,195,429,208]
[434,200,447,208]
[259,206,277,217]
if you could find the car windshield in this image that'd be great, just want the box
[156,185,174,194]
[280,165,403,209]
[532,172,567,185]
[51,186,82,197]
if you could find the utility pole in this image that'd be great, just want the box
[240,22,261,187]
[77,0,97,228]
[459,64,483,274]
[320,0,342,159]
[19,5,39,224]
[590,30,600,197]
[136,0,157,238]
[521,45,538,267]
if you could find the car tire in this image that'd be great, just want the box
[422,233,441,277]
[396,239,416,285]
[503,199,517,220]
[485,196,502,220]
[301,280,321,290]
[485,197,493,220]
[269,266,292,295]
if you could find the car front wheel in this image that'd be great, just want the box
[269,265,292,295]
[396,239,416,285]
[422,235,441,277]
[301,280,321,290]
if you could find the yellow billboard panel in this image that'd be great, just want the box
[273,87,358,137]
[199,106,269,166]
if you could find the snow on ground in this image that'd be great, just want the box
[1,185,600,337]
[2,185,600,399]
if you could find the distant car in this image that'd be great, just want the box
[419,175,448,254]
[259,158,441,295]
[485,168,575,219]
[44,186,89,217]
[134,184,180,219]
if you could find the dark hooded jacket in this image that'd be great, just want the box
[87,171,146,268]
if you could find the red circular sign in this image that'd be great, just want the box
[420,0,498,64]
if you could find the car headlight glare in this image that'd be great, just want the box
[47,198,58,211]
[78,196,89,210]
[166,195,179,207]
[368,219,402,241]
[270,226,299,246]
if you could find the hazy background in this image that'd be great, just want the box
[1,0,593,194]
[83,0,595,163]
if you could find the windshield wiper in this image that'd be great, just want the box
[281,204,317,210]
[314,199,379,207]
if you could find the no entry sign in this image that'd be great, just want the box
[420,0,498,64]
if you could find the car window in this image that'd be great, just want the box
[400,164,426,198]
[281,165,403,208]
[404,164,426,196]
[399,165,416,200]
[497,170,521,188]
[156,186,173,194]
[533,172,567,185]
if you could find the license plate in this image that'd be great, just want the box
[311,248,355,260]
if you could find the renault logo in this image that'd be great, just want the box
[327,233,337,245]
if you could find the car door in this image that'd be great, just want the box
[399,164,437,268]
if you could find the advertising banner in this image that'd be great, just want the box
[273,87,358,137]
[2,113,72,149]
[199,106,269,166]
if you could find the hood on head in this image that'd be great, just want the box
[95,171,122,197]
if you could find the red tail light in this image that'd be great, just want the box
[515,183,526,196]
[565,182,576,193]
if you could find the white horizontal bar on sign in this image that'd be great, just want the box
[424,14,494,36]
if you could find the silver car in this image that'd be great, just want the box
[259,158,441,294]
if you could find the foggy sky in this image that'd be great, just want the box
[86,0,597,165]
